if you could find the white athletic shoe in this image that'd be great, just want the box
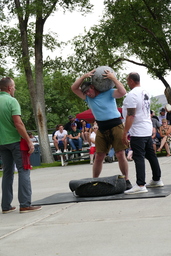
[146,179,164,188]
[124,184,148,194]
[56,150,61,153]
[64,149,67,152]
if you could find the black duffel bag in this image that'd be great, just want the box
[69,175,126,197]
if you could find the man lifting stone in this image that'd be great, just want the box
[71,67,132,190]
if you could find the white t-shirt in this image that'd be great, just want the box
[54,130,67,141]
[123,87,152,136]
[90,131,96,147]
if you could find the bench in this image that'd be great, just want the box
[53,149,90,166]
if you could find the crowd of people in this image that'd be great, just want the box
[151,108,171,156]
[52,105,171,167]
[52,116,98,165]
[1,67,170,215]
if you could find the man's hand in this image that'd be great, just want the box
[82,69,96,79]
[71,69,95,100]
[122,132,129,146]
[103,69,115,80]
[28,140,35,154]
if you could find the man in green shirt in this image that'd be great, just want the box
[0,77,41,213]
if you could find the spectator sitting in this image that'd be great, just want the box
[151,110,160,128]
[68,123,82,151]
[88,120,97,143]
[150,110,161,141]
[89,125,98,164]
[64,115,81,132]
[54,124,68,153]
[80,119,91,144]
[157,119,171,156]
[28,132,38,143]
[158,108,166,124]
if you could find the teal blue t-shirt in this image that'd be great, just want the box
[85,89,121,121]
[0,91,21,145]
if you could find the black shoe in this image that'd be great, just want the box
[126,180,132,190]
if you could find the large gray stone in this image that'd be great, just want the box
[92,66,115,92]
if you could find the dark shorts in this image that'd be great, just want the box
[95,124,128,153]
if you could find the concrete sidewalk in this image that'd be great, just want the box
[0,157,171,256]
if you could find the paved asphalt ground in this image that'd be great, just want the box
[0,157,171,256]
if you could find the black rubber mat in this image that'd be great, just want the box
[32,185,171,206]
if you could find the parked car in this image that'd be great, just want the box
[34,134,56,153]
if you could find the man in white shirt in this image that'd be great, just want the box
[123,72,164,194]
[54,125,68,153]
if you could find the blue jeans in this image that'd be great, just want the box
[108,148,115,157]
[0,142,32,210]
[130,136,161,186]
[68,138,82,150]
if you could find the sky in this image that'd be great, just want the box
[44,0,168,97]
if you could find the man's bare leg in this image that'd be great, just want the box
[54,141,58,150]
[64,139,67,150]
[93,152,106,177]
[115,150,129,180]
[164,142,171,156]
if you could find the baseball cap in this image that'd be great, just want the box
[160,108,165,112]
[68,115,74,119]
[71,123,77,127]
[81,81,92,94]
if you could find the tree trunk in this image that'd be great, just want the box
[157,74,171,105]
[34,13,54,163]
[14,0,54,163]
[164,87,171,105]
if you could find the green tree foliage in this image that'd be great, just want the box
[150,97,162,116]
[13,68,87,130]
[14,73,35,129]
[43,68,88,128]
[102,0,171,78]
[0,0,92,163]
[69,0,171,103]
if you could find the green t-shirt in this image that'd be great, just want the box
[68,129,81,138]
[0,91,21,145]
